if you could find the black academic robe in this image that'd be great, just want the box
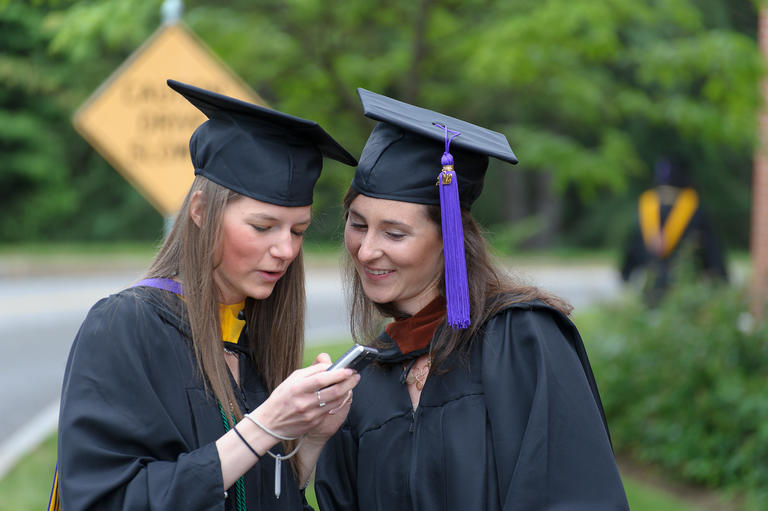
[57,286,310,511]
[315,302,629,511]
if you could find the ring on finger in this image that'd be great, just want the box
[317,389,326,408]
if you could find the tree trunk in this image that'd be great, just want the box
[751,6,768,321]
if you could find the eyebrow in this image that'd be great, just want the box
[348,209,412,229]
[246,213,311,225]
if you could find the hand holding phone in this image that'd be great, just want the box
[326,344,380,372]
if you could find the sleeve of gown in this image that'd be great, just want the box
[313,422,359,511]
[692,208,728,280]
[57,295,225,510]
[620,223,646,282]
[482,307,629,511]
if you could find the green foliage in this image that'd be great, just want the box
[0,0,163,242]
[0,2,74,240]
[188,0,759,247]
[462,0,759,246]
[0,0,760,247]
[45,0,161,61]
[486,216,546,255]
[582,279,768,506]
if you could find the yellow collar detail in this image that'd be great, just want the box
[219,301,246,343]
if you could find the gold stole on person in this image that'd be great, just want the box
[639,187,699,259]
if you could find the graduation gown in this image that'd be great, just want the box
[315,302,629,510]
[57,286,310,510]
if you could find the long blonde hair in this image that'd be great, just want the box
[343,187,571,371]
[146,176,305,424]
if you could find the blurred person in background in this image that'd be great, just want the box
[620,157,728,306]
[314,89,629,510]
[53,80,360,511]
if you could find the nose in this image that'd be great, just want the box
[269,229,297,261]
[356,232,382,263]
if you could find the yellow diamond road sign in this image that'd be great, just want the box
[73,22,265,215]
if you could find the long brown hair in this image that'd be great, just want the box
[146,176,305,425]
[343,187,571,371]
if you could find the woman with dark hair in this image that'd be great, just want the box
[315,89,629,510]
[54,81,360,510]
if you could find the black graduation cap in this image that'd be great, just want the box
[351,88,518,330]
[167,79,357,207]
[352,87,517,210]
[654,156,691,188]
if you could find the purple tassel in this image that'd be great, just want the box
[435,124,470,329]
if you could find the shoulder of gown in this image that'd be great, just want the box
[479,300,629,510]
[58,287,225,510]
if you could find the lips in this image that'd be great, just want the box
[257,269,286,282]
[363,266,394,280]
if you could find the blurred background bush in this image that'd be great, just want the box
[580,261,768,508]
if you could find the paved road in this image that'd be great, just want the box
[0,261,622,476]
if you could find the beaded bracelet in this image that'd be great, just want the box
[244,412,299,441]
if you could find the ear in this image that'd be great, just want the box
[189,190,205,228]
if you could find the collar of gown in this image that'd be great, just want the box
[220,301,248,355]
[378,296,446,363]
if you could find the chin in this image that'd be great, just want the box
[246,285,277,300]
[361,286,392,305]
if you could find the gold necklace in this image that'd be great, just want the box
[404,358,431,390]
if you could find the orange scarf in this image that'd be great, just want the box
[385,296,446,355]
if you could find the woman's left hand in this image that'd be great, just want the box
[294,353,356,487]
[304,353,354,443]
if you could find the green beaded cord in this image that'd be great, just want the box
[218,402,247,511]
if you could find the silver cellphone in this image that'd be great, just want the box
[326,344,380,372]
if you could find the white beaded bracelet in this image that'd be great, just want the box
[244,412,299,441]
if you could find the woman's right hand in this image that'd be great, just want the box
[250,360,360,439]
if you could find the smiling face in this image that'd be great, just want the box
[203,196,311,304]
[345,194,444,315]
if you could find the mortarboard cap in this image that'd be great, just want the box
[168,79,357,207]
[351,88,518,330]
[353,88,517,210]
[654,156,691,188]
